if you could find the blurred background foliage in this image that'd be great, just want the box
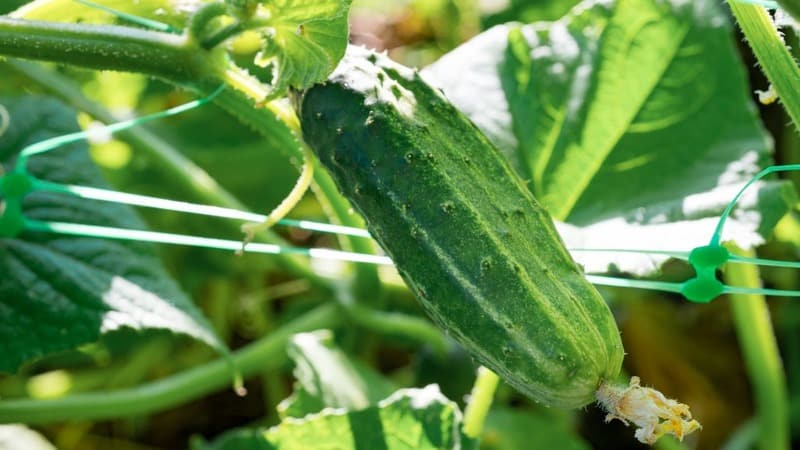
[2,0,800,449]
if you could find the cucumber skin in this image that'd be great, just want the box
[298,46,624,408]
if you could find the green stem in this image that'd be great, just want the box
[655,436,689,450]
[202,22,246,49]
[344,304,447,356]
[0,17,221,85]
[4,59,327,289]
[462,366,500,440]
[724,246,789,450]
[727,1,800,131]
[0,303,341,424]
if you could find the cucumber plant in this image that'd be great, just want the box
[0,0,798,448]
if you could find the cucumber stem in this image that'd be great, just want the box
[0,17,221,84]
[462,366,500,439]
[724,246,789,450]
[0,303,342,424]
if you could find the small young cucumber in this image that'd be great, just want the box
[297,46,624,409]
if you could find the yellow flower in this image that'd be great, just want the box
[596,376,702,445]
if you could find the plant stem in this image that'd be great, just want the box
[727,1,800,131]
[462,366,500,440]
[724,246,789,450]
[0,303,341,424]
[344,303,447,355]
[0,17,221,85]
[202,22,246,49]
[4,59,327,288]
[655,436,689,450]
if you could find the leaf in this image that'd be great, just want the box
[480,408,589,450]
[253,0,352,97]
[423,0,796,276]
[194,385,477,450]
[0,425,57,450]
[0,96,226,373]
[277,329,396,419]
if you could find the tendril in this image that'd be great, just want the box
[240,145,316,253]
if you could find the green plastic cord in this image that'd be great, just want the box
[72,0,178,34]
[30,178,372,238]
[711,165,800,246]
[3,72,800,303]
[0,172,34,238]
[6,162,800,302]
[0,85,378,265]
[7,159,800,303]
[14,85,225,173]
[23,220,393,266]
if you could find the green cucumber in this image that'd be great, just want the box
[297,46,624,409]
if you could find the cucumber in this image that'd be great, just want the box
[297,46,624,408]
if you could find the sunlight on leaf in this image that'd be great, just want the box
[423,0,796,276]
[195,385,476,450]
[278,329,396,419]
[0,425,57,450]
[0,96,227,373]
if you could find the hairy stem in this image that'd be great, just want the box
[727,2,800,131]
[0,17,221,84]
[724,246,789,450]
[0,303,341,424]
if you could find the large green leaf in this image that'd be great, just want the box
[277,329,396,419]
[195,333,474,450]
[194,385,476,450]
[0,96,226,372]
[423,0,796,276]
